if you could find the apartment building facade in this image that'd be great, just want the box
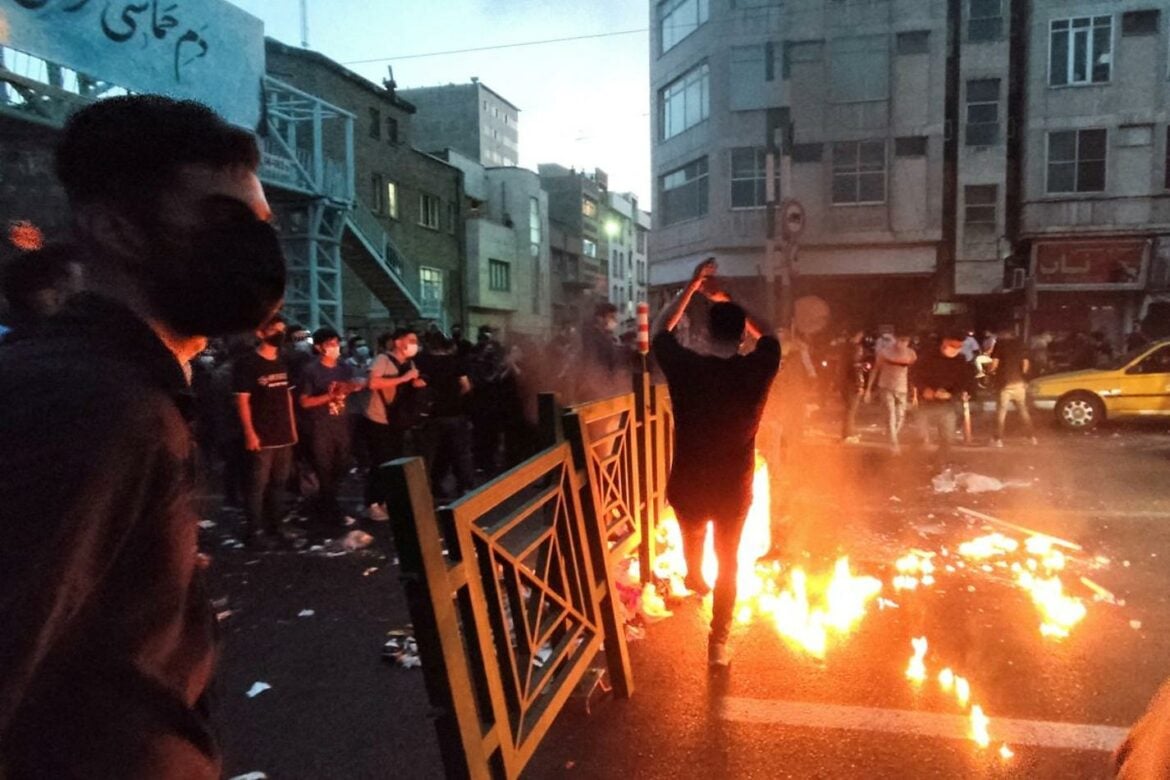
[648,0,952,331]
[399,80,520,167]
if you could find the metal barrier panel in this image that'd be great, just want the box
[385,444,633,779]
[563,392,642,570]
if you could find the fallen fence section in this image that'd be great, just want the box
[385,443,634,779]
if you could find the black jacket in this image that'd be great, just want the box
[0,294,219,778]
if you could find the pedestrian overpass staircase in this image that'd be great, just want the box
[0,46,421,332]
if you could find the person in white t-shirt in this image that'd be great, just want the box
[865,332,918,453]
[360,328,426,520]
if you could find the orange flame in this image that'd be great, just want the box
[905,636,927,683]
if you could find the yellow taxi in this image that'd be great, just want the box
[1029,339,1170,430]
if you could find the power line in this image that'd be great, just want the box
[341,28,647,65]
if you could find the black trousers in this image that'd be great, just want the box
[361,416,407,506]
[243,445,293,535]
[306,421,351,525]
[421,415,475,499]
[678,508,748,645]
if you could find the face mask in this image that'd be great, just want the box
[324,345,341,359]
[294,340,313,353]
[263,332,285,347]
[355,346,370,360]
[141,199,287,338]
[404,343,420,358]
[197,355,215,369]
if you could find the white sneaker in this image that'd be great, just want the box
[367,503,389,522]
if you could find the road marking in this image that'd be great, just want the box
[720,697,1130,753]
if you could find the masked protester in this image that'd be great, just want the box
[299,328,363,529]
[911,332,978,463]
[362,328,426,520]
[0,95,284,778]
[232,315,298,549]
[651,258,780,669]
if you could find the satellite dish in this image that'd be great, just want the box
[793,295,830,335]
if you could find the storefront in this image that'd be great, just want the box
[1027,237,1150,350]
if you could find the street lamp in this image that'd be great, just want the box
[604,219,620,239]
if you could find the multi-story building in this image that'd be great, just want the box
[648,0,952,331]
[541,164,610,325]
[266,40,465,333]
[604,191,651,317]
[439,149,553,340]
[1017,2,1170,346]
[399,80,520,167]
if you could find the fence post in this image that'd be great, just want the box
[383,457,492,780]
[632,369,656,585]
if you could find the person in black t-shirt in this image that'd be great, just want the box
[416,334,475,501]
[233,315,297,548]
[911,333,977,459]
[989,329,1036,447]
[652,258,780,669]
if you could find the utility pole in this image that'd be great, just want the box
[765,118,798,328]
[300,0,310,48]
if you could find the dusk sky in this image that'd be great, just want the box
[232,0,653,203]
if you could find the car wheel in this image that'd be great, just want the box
[1056,392,1104,431]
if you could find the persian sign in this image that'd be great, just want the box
[1032,238,1148,289]
[0,0,264,128]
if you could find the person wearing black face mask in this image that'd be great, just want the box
[0,96,285,778]
[232,316,298,549]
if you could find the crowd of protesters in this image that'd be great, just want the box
[180,303,643,549]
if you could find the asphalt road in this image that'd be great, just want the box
[202,410,1170,779]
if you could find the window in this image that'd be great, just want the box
[1047,129,1107,193]
[661,62,709,140]
[896,31,930,55]
[832,140,886,205]
[792,143,823,162]
[660,0,708,53]
[968,0,1002,42]
[964,185,997,234]
[830,36,889,103]
[730,45,773,110]
[418,194,441,229]
[730,147,780,208]
[529,196,542,251]
[965,78,1000,146]
[783,40,824,79]
[419,267,443,317]
[582,196,598,218]
[895,136,928,157]
[386,116,399,144]
[368,107,381,139]
[371,174,384,213]
[488,259,511,292]
[660,156,709,225]
[1050,16,1112,86]
[386,181,399,219]
[583,239,598,258]
[1122,10,1159,36]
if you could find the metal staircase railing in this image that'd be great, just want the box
[344,197,424,314]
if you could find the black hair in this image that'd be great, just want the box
[0,243,76,322]
[709,302,747,343]
[594,302,618,319]
[262,313,285,329]
[56,95,260,208]
[312,326,340,346]
[390,327,417,341]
